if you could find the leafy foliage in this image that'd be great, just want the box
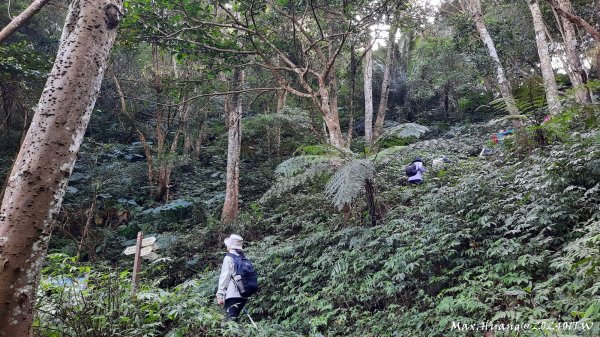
[35,254,300,337]
[325,159,375,211]
[244,125,600,336]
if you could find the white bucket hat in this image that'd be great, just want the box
[224,234,243,250]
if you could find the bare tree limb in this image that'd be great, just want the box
[0,0,51,44]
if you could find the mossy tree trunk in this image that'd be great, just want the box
[0,0,123,336]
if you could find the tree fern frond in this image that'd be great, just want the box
[275,155,334,178]
[325,159,375,211]
[260,162,333,203]
[369,146,407,163]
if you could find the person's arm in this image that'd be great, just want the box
[216,256,232,304]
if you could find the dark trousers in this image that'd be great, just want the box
[224,298,247,321]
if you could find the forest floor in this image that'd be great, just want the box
[35,113,600,337]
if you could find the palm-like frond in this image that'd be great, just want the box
[325,159,375,211]
[275,155,334,178]
[260,161,333,203]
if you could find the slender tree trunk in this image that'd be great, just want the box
[373,26,398,140]
[553,0,592,103]
[545,0,600,42]
[193,109,208,158]
[0,0,51,44]
[0,1,122,335]
[529,0,562,116]
[274,88,287,155]
[347,43,357,145]
[470,0,521,124]
[181,98,194,155]
[316,77,346,149]
[365,179,376,226]
[221,68,244,224]
[325,34,345,149]
[1,85,14,129]
[364,37,374,144]
[596,49,600,81]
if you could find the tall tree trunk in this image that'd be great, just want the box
[274,88,287,155]
[0,1,122,335]
[373,26,398,140]
[364,37,374,145]
[364,178,376,227]
[529,0,562,116]
[193,109,208,158]
[325,31,345,149]
[553,0,592,103]
[182,99,193,155]
[347,43,357,145]
[0,0,51,44]
[470,0,521,125]
[596,48,600,81]
[1,85,15,129]
[545,0,600,42]
[221,68,244,224]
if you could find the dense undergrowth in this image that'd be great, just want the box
[35,110,600,337]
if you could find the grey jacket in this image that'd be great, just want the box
[216,250,244,299]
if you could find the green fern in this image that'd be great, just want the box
[274,155,335,178]
[325,159,375,211]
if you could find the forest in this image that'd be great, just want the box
[0,0,599,336]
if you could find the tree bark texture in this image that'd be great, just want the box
[553,0,592,103]
[274,88,287,154]
[364,37,374,144]
[346,43,357,145]
[0,0,123,336]
[373,26,398,141]
[471,3,521,118]
[317,80,346,149]
[545,0,600,42]
[0,0,51,44]
[529,0,562,116]
[221,68,244,224]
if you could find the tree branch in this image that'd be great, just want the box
[0,0,51,44]
[544,0,600,42]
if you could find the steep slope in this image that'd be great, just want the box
[240,126,600,336]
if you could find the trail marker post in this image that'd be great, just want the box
[123,232,159,296]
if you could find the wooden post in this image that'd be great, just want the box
[131,231,143,296]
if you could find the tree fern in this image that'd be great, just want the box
[274,155,335,178]
[325,159,375,211]
[260,159,333,203]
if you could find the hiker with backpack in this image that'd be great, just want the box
[216,234,259,321]
[406,157,426,184]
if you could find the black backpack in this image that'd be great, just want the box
[405,163,418,177]
[227,251,259,297]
